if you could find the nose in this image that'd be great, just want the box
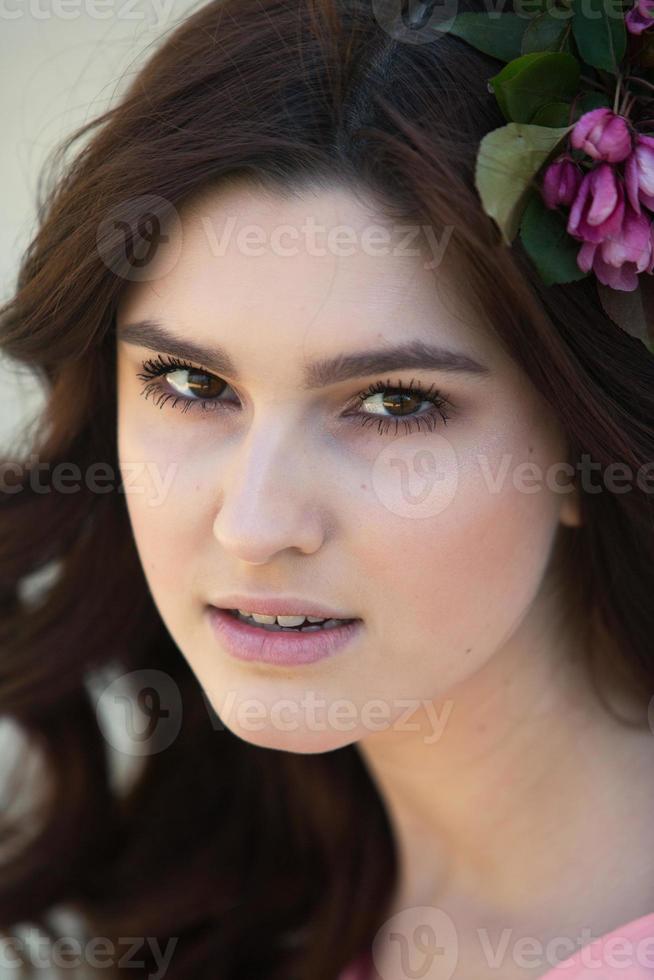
[211,422,329,565]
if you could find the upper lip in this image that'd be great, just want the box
[210,594,359,620]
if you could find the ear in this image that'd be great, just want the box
[559,482,582,528]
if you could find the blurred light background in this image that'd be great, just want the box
[0,0,202,452]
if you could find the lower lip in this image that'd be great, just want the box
[206,607,363,666]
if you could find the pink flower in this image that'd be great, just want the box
[570,107,633,163]
[542,156,583,209]
[567,163,625,243]
[625,133,654,214]
[626,0,654,34]
[576,204,654,290]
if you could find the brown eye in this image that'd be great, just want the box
[136,354,238,414]
[378,391,423,416]
[349,377,453,435]
[167,368,226,399]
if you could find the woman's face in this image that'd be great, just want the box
[115,181,580,753]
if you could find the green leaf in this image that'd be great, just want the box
[573,89,612,115]
[475,122,573,243]
[560,26,574,54]
[530,89,612,128]
[514,0,553,13]
[519,192,590,285]
[447,12,531,63]
[489,52,581,123]
[596,281,651,342]
[521,12,569,53]
[531,102,574,126]
[571,0,626,72]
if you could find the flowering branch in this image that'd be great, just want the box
[455,0,654,344]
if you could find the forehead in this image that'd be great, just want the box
[116,181,499,366]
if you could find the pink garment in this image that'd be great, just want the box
[339,911,654,979]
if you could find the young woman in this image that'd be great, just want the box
[1,0,653,978]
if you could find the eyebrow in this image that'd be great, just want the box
[116,318,490,387]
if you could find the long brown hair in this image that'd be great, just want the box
[1,0,653,976]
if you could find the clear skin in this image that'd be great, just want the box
[115,182,654,978]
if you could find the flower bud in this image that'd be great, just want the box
[625,133,654,214]
[576,204,654,290]
[567,163,625,244]
[542,157,583,209]
[571,108,632,164]
[626,0,654,34]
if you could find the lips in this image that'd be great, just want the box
[209,593,359,621]
[206,605,363,666]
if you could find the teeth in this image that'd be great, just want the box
[237,609,329,626]
[233,609,350,631]
[276,615,308,627]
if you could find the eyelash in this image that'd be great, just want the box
[135,353,453,435]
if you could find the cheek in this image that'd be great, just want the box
[357,432,564,694]
[116,405,204,603]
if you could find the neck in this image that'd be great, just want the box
[358,594,654,943]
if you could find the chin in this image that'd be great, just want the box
[219,717,361,755]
